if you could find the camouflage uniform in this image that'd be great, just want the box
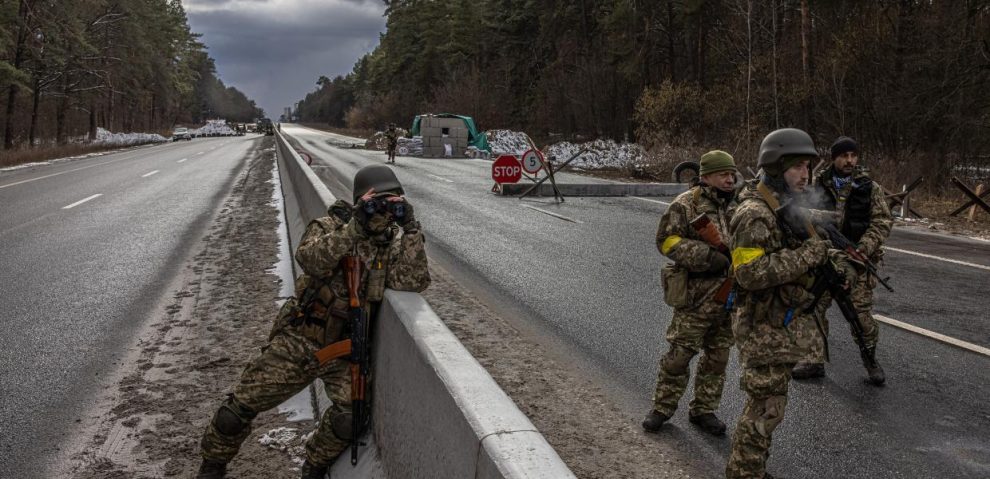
[385,126,398,161]
[801,166,892,364]
[725,182,829,479]
[200,200,430,466]
[651,185,736,418]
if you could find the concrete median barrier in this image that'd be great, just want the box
[497,182,688,197]
[274,131,575,478]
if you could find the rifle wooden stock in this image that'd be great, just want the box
[314,339,352,365]
[345,256,363,308]
[690,214,734,303]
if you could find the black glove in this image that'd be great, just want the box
[707,249,731,274]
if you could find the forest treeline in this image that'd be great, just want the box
[297,0,990,185]
[0,0,263,150]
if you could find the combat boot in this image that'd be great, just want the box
[791,362,825,380]
[300,459,329,479]
[689,413,727,436]
[196,458,227,479]
[863,348,885,386]
[642,410,670,433]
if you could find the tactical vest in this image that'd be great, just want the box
[819,171,873,243]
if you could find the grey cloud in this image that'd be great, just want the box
[184,0,385,117]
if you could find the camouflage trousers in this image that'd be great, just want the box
[725,363,794,479]
[651,308,733,417]
[802,269,880,364]
[200,327,353,465]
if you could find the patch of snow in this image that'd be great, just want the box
[259,427,300,452]
[277,389,315,422]
[94,127,168,145]
[192,119,237,137]
[546,139,646,170]
[488,129,532,156]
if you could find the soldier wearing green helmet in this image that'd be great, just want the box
[724,128,843,479]
[643,149,739,437]
[196,165,430,479]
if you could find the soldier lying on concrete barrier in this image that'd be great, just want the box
[196,165,430,479]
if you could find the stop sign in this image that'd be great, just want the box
[492,155,522,184]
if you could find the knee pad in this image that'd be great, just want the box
[661,344,696,376]
[700,348,730,373]
[330,411,353,441]
[214,396,257,437]
[753,394,787,437]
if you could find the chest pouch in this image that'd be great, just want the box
[366,258,387,302]
[661,263,689,308]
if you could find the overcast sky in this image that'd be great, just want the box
[183,0,387,119]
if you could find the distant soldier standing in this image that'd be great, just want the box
[196,165,430,479]
[726,129,849,479]
[385,123,398,164]
[791,136,891,385]
[642,150,738,436]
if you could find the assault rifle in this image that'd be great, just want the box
[775,202,880,370]
[690,214,734,304]
[814,222,894,292]
[313,254,370,466]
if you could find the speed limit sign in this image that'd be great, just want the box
[521,149,544,174]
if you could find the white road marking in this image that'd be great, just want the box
[521,205,583,224]
[177,158,187,163]
[141,170,159,178]
[0,157,133,190]
[62,194,102,209]
[630,196,671,206]
[884,247,990,271]
[876,314,990,358]
[427,174,454,183]
[197,151,205,155]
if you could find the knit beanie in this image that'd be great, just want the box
[699,150,737,176]
[830,136,858,159]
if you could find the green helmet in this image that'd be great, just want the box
[757,128,818,171]
[352,165,403,202]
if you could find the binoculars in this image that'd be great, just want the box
[361,196,406,219]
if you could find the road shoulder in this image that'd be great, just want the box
[53,137,314,478]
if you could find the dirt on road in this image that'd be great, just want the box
[56,137,313,478]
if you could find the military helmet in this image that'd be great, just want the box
[757,128,818,169]
[352,164,403,202]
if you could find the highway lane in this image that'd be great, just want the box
[283,124,990,478]
[0,135,261,477]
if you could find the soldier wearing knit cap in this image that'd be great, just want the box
[792,136,892,385]
[643,150,738,437]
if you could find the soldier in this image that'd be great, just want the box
[791,136,891,385]
[642,150,738,437]
[725,129,849,479]
[385,123,398,164]
[196,165,430,479]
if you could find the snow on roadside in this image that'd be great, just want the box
[94,127,168,145]
[193,119,237,137]
[486,129,646,170]
[545,139,646,170]
[488,129,532,156]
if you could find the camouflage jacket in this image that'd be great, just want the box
[385,128,398,146]
[813,166,892,258]
[289,200,430,345]
[656,184,735,311]
[729,182,828,367]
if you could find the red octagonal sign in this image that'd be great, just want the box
[492,155,522,184]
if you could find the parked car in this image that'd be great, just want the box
[172,127,192,141]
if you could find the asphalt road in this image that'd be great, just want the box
[0,136,261,477]
[283,124,990,478]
